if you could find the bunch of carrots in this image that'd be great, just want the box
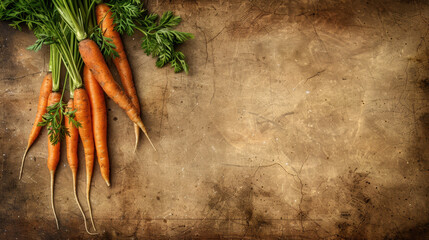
[0,0,193,234]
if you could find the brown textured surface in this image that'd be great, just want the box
[1,0,429,239]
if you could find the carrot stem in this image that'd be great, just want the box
[50,45,61,92]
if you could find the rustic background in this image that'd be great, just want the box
[1,0,429,239]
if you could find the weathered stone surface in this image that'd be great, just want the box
[1,0,428,239]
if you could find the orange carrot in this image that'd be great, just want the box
[46,91,61,230]
[96,3,141,151]
[83,66,110,187]
[74,88,96,231]
[20,73,52,179]
[65,99,96,235]
[78,39,156,151]
[65,99,79,174]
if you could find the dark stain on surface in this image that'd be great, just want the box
[224,0,366,39]
[390,223,429,240]
[203,177,277,238]
[0,22,18,82]
[334,169,373,239]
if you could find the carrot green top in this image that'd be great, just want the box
[53,0,87,42]
[49,45,61,92]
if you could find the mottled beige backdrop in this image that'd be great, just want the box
[1,0,429,239]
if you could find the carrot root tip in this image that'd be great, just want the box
[105,179,111,187]
[137,122,157,151]
[19,146,30,180]
[73,173,98,235]
[50,171,59,230]
[147,135,157,152]
[133,124,139,153]
[87,184,97,231]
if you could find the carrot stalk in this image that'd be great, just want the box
[79,39,156,151]
[96,3,141,152]
[83,66,110,187]
[74,88,97,231]
[19,72,52,179]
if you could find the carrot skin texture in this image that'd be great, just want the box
[83,66,110,186]
[65,99,97,234]
[46,91,61,229]
[78,39,156,150]
[65,99,79,174]
[79,39,139,125]
[65,99,96,235]
[20,73,52,179]
[47,92,61,171]
[30,73,53,147]
[96,4,140,114]
[74,89,94,181]
[96,3,141,151]
[74,88,97,231]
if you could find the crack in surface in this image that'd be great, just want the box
[1,71,42,81]
[158,71,169,137]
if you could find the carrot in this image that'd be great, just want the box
[79,39,156,151]
[74,88,97,231]
[83,65,110,187]
[19,72,52,179]
[46,91,61,230]
[65,99,79,175]
[96,3,141,152]
[65,99,97,235]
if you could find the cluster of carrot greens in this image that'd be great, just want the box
[0,0,193,234]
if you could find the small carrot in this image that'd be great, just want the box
[79,39,156,151]
[20,72,52,179]
[83,65,110,187]
[65,99,79,180]
[46,91,62,230]
[65,98,96,235]
[74,88,97,231]
[96,3,141,152]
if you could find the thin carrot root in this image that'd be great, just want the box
[50,170,59,230]
[87,180,97,231]
[133,124,139,153]
[136,121,156,151]
[72,173,97,235]
[19,145,30,180]
[105,179,111,187]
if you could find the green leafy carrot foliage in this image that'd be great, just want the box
[90,26,119,58]
[38,100,81,146]
[106,0,194,73]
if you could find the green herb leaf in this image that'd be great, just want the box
[107,0,145,35]
[106,0,194,73]
[90,26,119,58]
[38,99,81,145]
